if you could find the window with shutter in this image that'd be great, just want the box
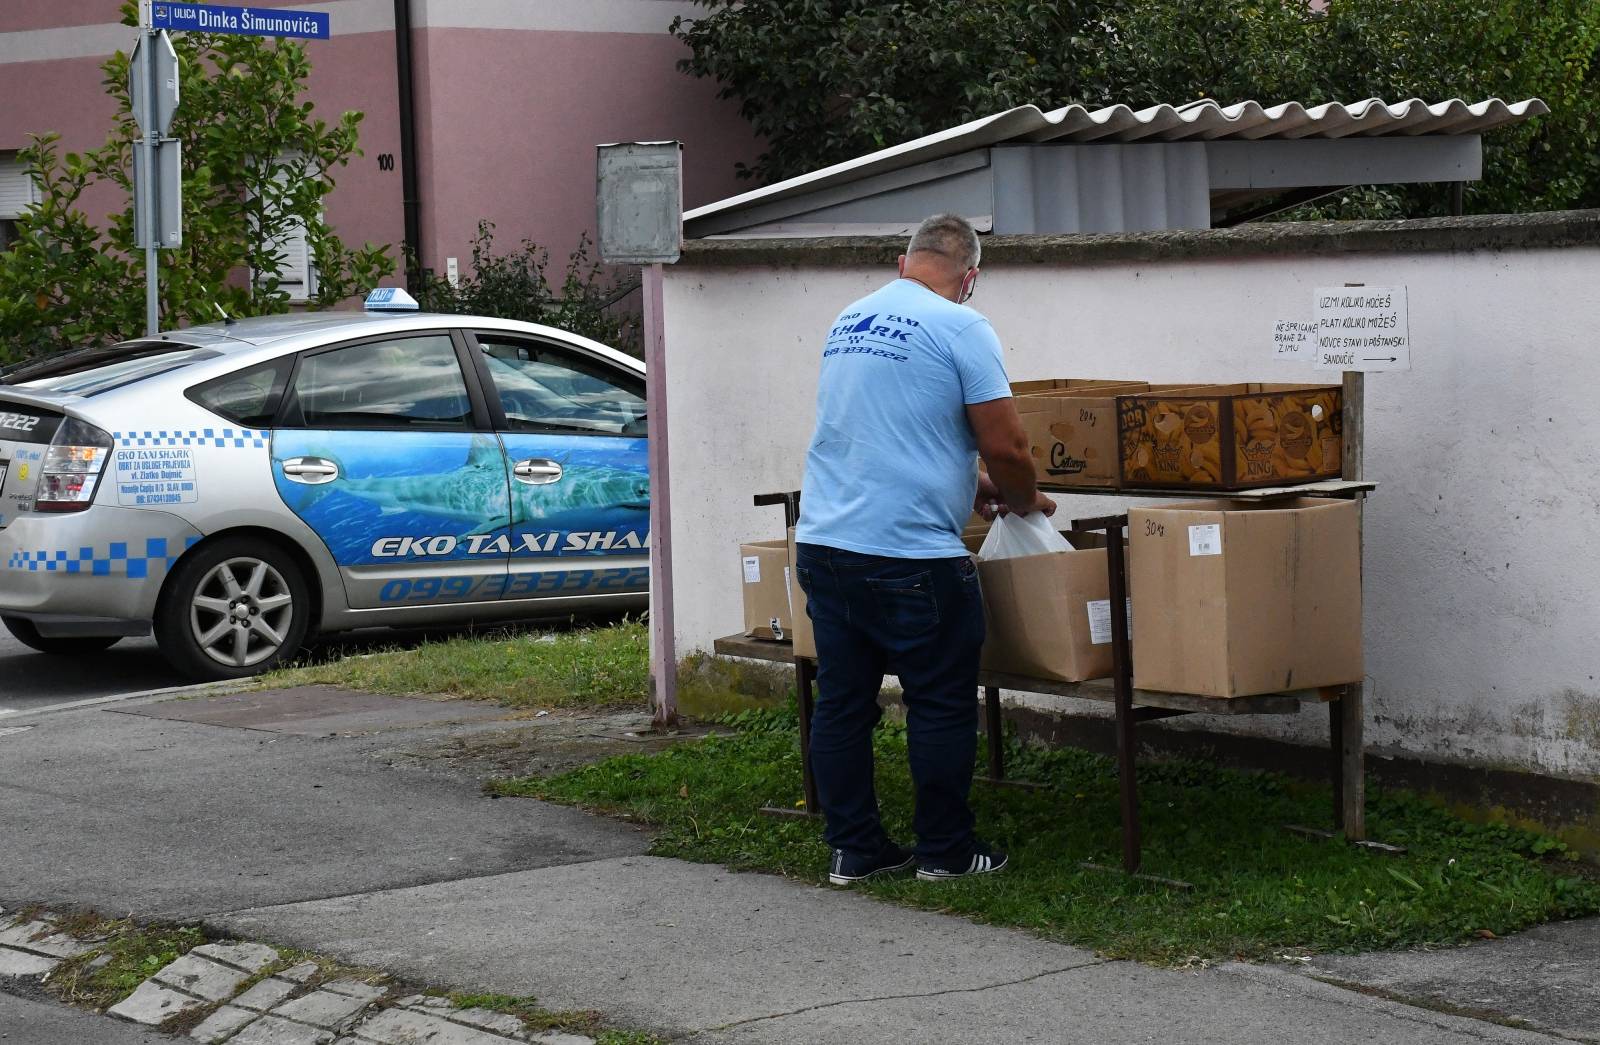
[258,154,318,303]
[0,153,39,251]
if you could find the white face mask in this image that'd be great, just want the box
[958,269,979,304]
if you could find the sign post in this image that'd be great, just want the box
[130,3,182,335]
[131,2,331,334]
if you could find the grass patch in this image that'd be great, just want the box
[264,620,650,708]
[493,708,1600,964]
[45,918,205,1011]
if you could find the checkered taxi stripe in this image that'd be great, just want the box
[6,536,203,576]
[112,428,268,448]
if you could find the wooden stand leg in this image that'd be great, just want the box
[984,686,1004,780]
[1338,682,1366,841]
[796,656,820,814]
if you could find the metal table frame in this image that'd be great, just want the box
[721,373,1374,875]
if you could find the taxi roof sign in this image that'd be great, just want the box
[364,287,419,312]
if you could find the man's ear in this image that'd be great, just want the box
[897,254,908,276]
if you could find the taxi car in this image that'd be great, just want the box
[0,293,649,679]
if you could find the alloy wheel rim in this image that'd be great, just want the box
[189,557,294,668]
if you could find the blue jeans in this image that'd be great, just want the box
[794,543,986,864]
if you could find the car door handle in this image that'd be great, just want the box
[281,457,340,485]
[513,458,564,485]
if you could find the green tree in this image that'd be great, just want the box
[671,0,1600,217]
[415,223,642,357]
[0,3,393,363]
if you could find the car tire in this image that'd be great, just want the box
[154,537,311,681]
[1,616,123,656]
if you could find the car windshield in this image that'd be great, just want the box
[3,342,218,396]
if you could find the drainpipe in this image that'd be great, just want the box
[393,0,422,288]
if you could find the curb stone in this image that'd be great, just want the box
[2,909,600,1045]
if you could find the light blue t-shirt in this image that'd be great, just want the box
[796,278,1011,559]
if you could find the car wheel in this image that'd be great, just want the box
[1,616,123,656]
[154,537,311,681]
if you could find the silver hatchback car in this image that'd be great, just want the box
[0,305,649,679]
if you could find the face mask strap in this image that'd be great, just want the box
[959,269,979,304]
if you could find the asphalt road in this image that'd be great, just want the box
[0,633,179,712]
[0,988,167,1044]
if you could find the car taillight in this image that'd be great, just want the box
[35,418,114,513]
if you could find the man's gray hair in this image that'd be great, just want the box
[907,213,980,270]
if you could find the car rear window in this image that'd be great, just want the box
[187,358,292,427]
[4,342,219,397]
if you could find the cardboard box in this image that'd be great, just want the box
[972,530,1127,683]
[1128,497,1362,697]
[1117,383,1342,490]
[739,540,792,641]
[1016,382,1150,488]
[786,527,815,659]
[1010,377,1136,396]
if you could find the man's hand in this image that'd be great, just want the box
[1025,492,1057,517]
[974,471,1003,520]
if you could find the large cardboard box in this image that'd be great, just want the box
[739,540,792,641]
[1010,377,1136,396]
[786,528,815,658]
[1016,383,1149,488]
[1117,383,1342,490]
[972,530,1126,683]
[1128,497,1362,697]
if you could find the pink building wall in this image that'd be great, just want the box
[0,0,756,289]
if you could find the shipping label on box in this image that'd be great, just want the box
[1085,597,1133,645]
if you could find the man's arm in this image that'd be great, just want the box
[967,398,1055,517]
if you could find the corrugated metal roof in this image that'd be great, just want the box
[685,97,1548,226]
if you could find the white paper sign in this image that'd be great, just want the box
[1188,524,1222,557]
[1313,285,1410,372]
[742,555,761,583]
[1086,598,1134,645]
[1271,318,1317,362]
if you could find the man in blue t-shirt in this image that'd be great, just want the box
[795,213,1054,885]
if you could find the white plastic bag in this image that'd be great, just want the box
[977,510,1072,560]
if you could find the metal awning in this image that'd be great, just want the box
[684,98,1549,238]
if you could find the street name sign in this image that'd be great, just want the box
[151,3,332,40]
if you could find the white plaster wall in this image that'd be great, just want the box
[661,244,1600,781]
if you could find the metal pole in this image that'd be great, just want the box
[391,0,422,287]
[984,686,1004,780]
[139,2,159,335]
[1104,518,1141,874]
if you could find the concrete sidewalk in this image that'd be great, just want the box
[213,855,1586,1045]
[2,687,1595,1044]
